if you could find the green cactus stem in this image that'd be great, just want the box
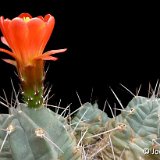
[20,60,44,108]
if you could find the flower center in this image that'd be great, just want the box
[23,17,30,22]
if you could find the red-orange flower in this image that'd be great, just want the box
[0,13,66,66]
[0,13,66,108]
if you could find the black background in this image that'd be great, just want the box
[0,1,159,116]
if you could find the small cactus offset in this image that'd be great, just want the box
[0,13,160,160]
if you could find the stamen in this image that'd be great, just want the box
[23,17,30,22]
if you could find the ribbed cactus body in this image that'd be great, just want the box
[0,104,81,160]
[71,96,160,160]
[1,96,160,160]
[71,102,109,145]
[101,96,160,160]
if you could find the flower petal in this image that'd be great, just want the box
[2,59,17,66]
[0,48,15,58]
[39,15,55,53]
[35,48,67,60]
[9,18,29,62]
[41,56,58,61]
[0,17,16,52]
[18,13,32,19]
[37,16,44,21]
[1,36,9,47]
[27,18,47,56]
[44,14,52,22]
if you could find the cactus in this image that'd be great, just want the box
[71,96,160,160]
[71,102,109,146]
[1,95,160,160]
[0,13,160,160]
[0,103,81,160]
